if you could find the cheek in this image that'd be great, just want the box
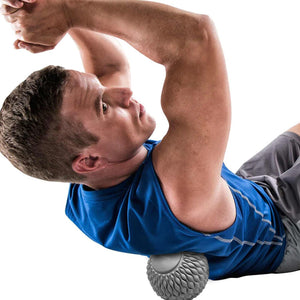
[111,113,138,136]
[106,111,152,147]
[106,123,136,149]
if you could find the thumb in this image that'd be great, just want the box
[15,40,55,53]
[3,0,36,9]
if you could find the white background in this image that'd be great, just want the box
[0,0,299,299]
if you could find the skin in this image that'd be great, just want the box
[2,0,235,233]
[62,70,156,189]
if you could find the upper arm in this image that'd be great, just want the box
[69,29,131,88]
[83,38,131,88]
[152,17,232,230]
[97,64,131,88]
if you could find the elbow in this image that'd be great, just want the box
[161,15,216,66]
[196,15,215,43]
[189,14,215,52]
[175,14,216,63]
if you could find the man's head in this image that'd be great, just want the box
[62,70,156,178]
[0,66,156,183]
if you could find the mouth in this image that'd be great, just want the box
[132,98,146,118]
[139,103,145,117]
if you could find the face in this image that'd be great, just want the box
[61,70,156,163]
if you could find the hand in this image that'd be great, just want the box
[1,0,35,20]
[13,39,55,53]
[1,0,31,12]
[1,0,71,51]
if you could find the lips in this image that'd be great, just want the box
[132,98,146,118]
[139,103,145,117]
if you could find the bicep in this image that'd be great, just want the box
[82,34,131,88]
[98,66,131,88]
[69,29,131,88]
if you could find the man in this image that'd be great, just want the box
[0,0,299,281]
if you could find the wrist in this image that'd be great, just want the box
[61,0,75,29]
[63,0,94,30]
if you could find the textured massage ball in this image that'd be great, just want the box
[147,252,209,300]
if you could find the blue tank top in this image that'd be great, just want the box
[65,140,286,280]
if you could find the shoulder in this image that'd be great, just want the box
[152,147,236,233]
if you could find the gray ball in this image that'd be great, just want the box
[147,252,209,300]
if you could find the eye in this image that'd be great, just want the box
[102,102,108,113]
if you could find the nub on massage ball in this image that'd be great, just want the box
[147,252,209,300]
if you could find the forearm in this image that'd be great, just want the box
[65,0,207,65]
[69,28,130,79]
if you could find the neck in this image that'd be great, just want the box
[83,146,148,190]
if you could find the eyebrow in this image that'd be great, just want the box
[94,95,101,118]
[94,87,104,118]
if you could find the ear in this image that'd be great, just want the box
[72,154,108,174]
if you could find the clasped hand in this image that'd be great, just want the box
[1,0,71,53]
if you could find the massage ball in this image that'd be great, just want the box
[147,252,209,300]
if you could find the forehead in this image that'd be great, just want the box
[65,70,102,91]
[61,70,102,117]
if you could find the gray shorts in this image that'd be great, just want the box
[236,131,300,273]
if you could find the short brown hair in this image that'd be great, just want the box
[0,65,98,182]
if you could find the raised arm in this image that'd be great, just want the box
[3,0,234,232]
[3,0,206,64]
[1,1,130,87]
[67,1,233,232]
[68,29,131,87]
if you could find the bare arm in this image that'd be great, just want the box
[68,28,131,87]
[66,0,204,65]
[1,0,130,87]
[67,1,232,231]
[4,0,233,232]
[4,0,206,65]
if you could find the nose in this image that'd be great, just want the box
[105,87,133,108]
[119,88,133,107]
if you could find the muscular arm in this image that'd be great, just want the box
[66,0,204,66]
[5,0,234,232]
[1,1,130,87]
[68,1,232,231]
[68,29,131,87]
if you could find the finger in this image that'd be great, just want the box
[17,0,36,2]
[2,0,23,9]
[15,40,55,53]
[13,39,20,49]
[4,13,18,23]
[1,4,19,15]
[25,44,55,54]
[1,0,36,13]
